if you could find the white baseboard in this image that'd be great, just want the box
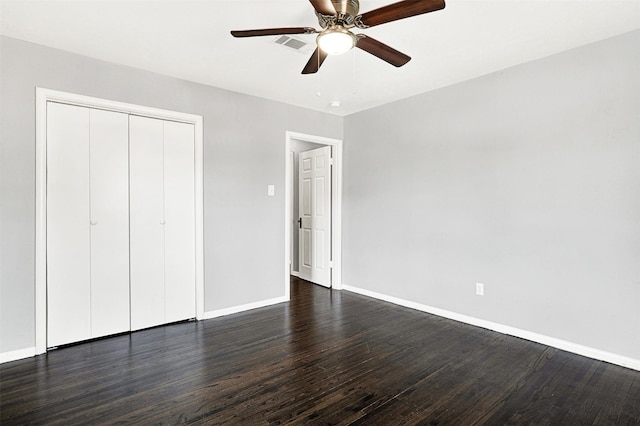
[291,271,301,278]
[1,346,36,364]
[343,284,640,372]
[202,296,288,320]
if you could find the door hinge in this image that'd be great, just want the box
[329,260,334,268]
[328,158,334,166]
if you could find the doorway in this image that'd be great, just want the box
[285,132,343,297]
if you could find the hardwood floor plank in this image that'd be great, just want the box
[1,276,639,424]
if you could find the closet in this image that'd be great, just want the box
[46,102,196,347]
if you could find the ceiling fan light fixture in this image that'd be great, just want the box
[231,0,446,73]
[317,28,356,55]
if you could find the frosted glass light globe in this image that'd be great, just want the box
[317,29,355,55]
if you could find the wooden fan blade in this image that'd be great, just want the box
[356,35,411,67]
[302,47,329,74]
[358,0,445,28]
[231,27,316,37]
[309,0,336,16]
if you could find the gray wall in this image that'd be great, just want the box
[2,30,639,362]
[0,36,343,354]
[343,30,640,360]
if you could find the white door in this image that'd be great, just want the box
[47,103,130,347]
[129,116,196,330]
[129,116,166,330]
[47,103,92,346]
[89,108,130,339]
[163,121,196,323]
[298,146,332,287]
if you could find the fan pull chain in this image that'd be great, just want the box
[352,49,357,95]
[316,50,322,97]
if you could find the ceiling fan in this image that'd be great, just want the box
[231,0,446,74]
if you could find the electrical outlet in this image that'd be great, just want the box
[476,282,484,296]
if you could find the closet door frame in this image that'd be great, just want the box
[35,88,204,354]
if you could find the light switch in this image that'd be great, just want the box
[268,185,275,196]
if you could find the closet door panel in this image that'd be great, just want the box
[129,116,165,330]
[46,102,91,347]
[164,121,196,323]
[89,109,130,338]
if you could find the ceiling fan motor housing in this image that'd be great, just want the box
[333,0,360,18]
[318,0,360,28]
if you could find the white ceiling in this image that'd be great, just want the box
[1,0,639,116]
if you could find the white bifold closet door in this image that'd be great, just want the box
[47,103,130,347]
[129,116,196,331]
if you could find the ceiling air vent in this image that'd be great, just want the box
[273,35,314,54]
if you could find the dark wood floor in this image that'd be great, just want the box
[1,277,639,425]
